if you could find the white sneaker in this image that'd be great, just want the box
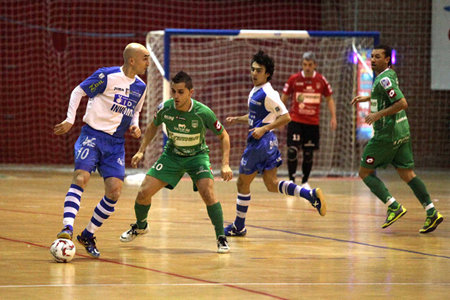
[217,235,230,253]
[300,182,311,190]
[120,223,148,242]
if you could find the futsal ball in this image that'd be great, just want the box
[50,239,76,263]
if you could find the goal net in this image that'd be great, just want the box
[143,29,378,177]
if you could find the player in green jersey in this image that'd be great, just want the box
[120,71,233,253]
[351,45,443,233]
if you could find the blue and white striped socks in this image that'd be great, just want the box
[234,193,251,230]
[82,196,117,238]
[278,180,313,202]
[62,184,83,229]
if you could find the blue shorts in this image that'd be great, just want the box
[74,125,126,180]
[239,132,282,175]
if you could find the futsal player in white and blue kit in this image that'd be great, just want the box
[53,43,150,257]
[224,50,327,237]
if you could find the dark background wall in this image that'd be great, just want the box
[1,0,448,169]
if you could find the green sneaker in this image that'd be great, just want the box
[382,204,407,228]
[419,211,443,234]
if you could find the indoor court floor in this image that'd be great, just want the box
[0,169,448,299]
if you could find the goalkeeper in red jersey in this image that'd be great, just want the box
[351,44,443,233]
[281,51,337,188]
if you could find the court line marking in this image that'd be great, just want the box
[0,207,448,259]
[0,236,288,300]
[1,282,449,288]
[244,224,450,259]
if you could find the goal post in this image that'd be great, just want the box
[142,28,379,178]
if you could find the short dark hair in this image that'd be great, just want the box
[374,44,392,66]
[171,71,193,89]
[251,50,275,81]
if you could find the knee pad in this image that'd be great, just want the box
[303,149,314,164]
[287,146,298,161]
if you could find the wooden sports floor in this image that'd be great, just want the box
[0,169,448,299]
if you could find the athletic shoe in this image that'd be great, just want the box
[311,188,326,216]
[301,182,311,190]
[57,225,73,240]
[382,204,407,228]
[419,211,444,234]
[217,235,230,253]
[120,223,148,242]
[224,223,247,237]
[77,234,100,258]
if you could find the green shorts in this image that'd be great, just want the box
[147,151,213,191]
[360,137,414,169]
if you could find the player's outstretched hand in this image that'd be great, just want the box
[131,151,144,168]
[54,120,73,135]
[225,116,237,125]
[351,95,370,105]
[221,164,233,181]
[129,125,141,139]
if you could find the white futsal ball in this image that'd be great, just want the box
[50,239,76,263]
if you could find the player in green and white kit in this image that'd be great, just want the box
[352,45,443,233]
[120,71,233,253]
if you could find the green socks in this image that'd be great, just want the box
[135,202,151,229]
[408,177,434,216]
[362,174,393,204]
[207,202,225,238]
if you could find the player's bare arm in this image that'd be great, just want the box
[217,129,233,181]
[226,114,249,125]
[128,125,141,139]
[351,95,370,105]
[281,93,290,106]
[53,120,73,135]
[365,97,408,125]
[250,113,291,140]
[131,121,158,168]
[325,96,337,130]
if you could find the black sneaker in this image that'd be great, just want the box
[77,234,100,258]
[419,211,443,234]
[382,204,407,228]
[217,235,230,253]
[120,223,148,242]
[57,225,73,240]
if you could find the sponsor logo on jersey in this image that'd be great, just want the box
[89,80,104,93]
[130,90,142,98]
[176,123,190,133]
[250,99,262,106]
[365,156,375,164]
[301,92,321,104]
[111,94,136,117]
[393,135,409,145]
[214,120,222,132]
[114,87,124,92]
[99,73,105,79]
[164,115,174,121]
[380,77,392,89]
[192,120,198,128]
[387,89,397,98]
[168,131,200,146]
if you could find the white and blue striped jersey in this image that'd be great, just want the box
[247,82,288,141]
[66,66,146,138]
